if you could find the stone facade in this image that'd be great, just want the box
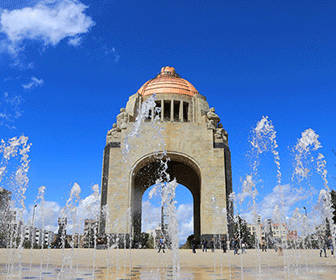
[100,67,233,242]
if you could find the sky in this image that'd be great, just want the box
[0,0,336,242]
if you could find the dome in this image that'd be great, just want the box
[137,66,199,97]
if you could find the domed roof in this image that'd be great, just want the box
[137,66,198,97]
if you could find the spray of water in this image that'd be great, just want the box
[292,129,335,245]
[57,182,81,279]
[0,136,31,278]
[36,186,46,276]
[120,94,180,277]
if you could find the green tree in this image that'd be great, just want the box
[233,216,256,248]
[180,234,194,249]
[23,240,31,249]
[331,190,336,224]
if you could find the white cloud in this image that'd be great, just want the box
[29,200,61,232]
[142,200,194,244]
[0,0,95,55]
[103,46,120,63]
[22,76,44,89]
[0,92,23,127]
[240,184,310,224]
[27,183,100,233]
[176,203,193,243]
[25,187,193,242]
[142,200,161,233]
[76,184,100,222]
[68,36,81,46]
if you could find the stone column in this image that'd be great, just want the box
[179,100,183,122]
[161,99,164,121]
[170,99,174,121]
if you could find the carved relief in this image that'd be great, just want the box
[206,107,220,130]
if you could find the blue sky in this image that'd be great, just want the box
[0,0,335,237]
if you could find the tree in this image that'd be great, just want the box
[132,232,154,249]
[233,216,256,248]
[331,190,336,224]
[180,234,194,249]
[23,240,31,249]
[325,218,331,237]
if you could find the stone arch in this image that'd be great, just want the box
[130,152,201,240]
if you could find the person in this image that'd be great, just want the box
[241,242,246,254]
[210,238,215,252]
[278,245,283,256]
[319,236,327,258]
[202,239,208,252]
[233,237,239,255]
[191,238,197,254]
[274,243,278,253]
[327,235,334,257]
[261,240,267,252]
[221,237,227,253]
[158,236,165,253]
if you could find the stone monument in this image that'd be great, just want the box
[100,66,233,244]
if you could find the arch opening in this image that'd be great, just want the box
[131,154,201,242]
[142,184,194,246]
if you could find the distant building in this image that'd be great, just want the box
[51,217,68,248]
[43,230,55,247]
[23,226,55,248]
[146,226,163,249]
[0,187,10,206]
[83,219,98,248]
[247,219,297,247]
[84,219,98,234]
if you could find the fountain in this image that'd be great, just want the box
[0,91,335,279]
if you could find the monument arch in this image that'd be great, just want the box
[100,66,233,243]
[130,152,201,239]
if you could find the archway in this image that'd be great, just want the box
[131,153,201,241]
[142,184,194,245]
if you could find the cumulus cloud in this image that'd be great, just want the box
[0,91,23,127]
[25,186,193,242]
[28,200,61,232]
[22,76,44,89]
[142,200,193,244]
[26,183,100,233]
[240,184,309,223]
[176,203,193,243]
[142,200,161,233]
[0,0,95,55]
[67,36,81,47]
[103,46,120,63]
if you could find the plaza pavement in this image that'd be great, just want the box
[0,249,335,279]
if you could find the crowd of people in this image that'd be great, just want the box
[319,235,334,258]
[156,235,247,254]
[156,234,335,257]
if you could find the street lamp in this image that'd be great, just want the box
[31,204,37,227]
[303,207,307,217]
[31,204,37,248]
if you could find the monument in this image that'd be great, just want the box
[100,66,233,243]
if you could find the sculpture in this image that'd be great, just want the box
[206,107,220,130]
[117,108,129,129]
[108,123,121,140]
[215,123,228,143]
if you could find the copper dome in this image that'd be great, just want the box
[137,66,198,97]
